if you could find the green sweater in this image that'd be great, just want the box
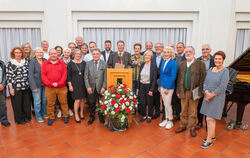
[184,66,191,90]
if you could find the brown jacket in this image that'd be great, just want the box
[176,59,206,99]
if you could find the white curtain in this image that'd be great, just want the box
[83,28,187,53]
[235,29,250,59]
[0,28,41,63]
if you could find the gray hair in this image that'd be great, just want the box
[34,47,43,53]
[49,48,56,54]
[145,41,153,45]
[143,50,153,58]
[72,49,82,56]
[155,42,164,48]
[185,46,195,53]
[92,48,101,53]
[163,46,175,59]
[63,48,71,53]
[202,44,211,50]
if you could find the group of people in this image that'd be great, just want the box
[0,36,229,149]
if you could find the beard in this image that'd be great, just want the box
[185,56,193,61]
[105,48,111,51]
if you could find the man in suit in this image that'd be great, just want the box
[196,44,215,129]
[101,40,113,63]
[151,42,164,120]
[141,41,156,55]
[175,46,206,137]
[0,60,11,127]
[108,40,132,68]
[172,42,186,122]
[84,48,107,125]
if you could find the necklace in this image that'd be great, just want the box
[74,61,82,75]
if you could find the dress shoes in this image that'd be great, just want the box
[175,127,186,133]
[88,117,95,125]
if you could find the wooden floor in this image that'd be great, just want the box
[0,98,249,158]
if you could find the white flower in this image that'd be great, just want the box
[130,92,133,95]
[111,111,115,115]
[109,99,112,102]
[117,89,122,92]
[135,104,138,108]
[120,84,124,87]
[99,100,103,104]
[105,96,107,99]
[104,91,109,95]
[121,115,125,119]
[114,104,118,108]
[122,95,125,98]
[122,104,125,110]
[104,110,107,115]
[134,95,137,98]
[129,96,133,99]
[104,101,108,105]
[125,102,129,106]
[129,106,132,110]
[111,94,115,97]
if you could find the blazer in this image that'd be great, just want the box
[84,59,107,94]
[158,59,178,90]
[176,59,206,99]
[137,62,158,93]
[151,54,163,77]
[108,51,132,68]
[0,60,6,96]
[197,54,215,68]
[29,58,46,90]
[101,50,114,63]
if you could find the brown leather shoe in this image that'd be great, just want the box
[175,127,186,133]
[190,128,197,137]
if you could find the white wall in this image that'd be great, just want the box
[0,0,250,65]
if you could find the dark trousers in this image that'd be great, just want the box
[10,89,31,123]
[0,91,9,123]
[197,97,204,125]
[139,83,154,117]
[172,89,181,118]
[153,89,161,116]
[87,89,102,119]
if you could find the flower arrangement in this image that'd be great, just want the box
[97,83,138,126]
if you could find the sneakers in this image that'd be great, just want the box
[57,110,62,118]
[201,141,213,149]
[165,121,173,129]
[140,117,147,122]
[37,118,44,123]
[203,137,216,142]
[43,115,48,119]
[69,109,74,116]
[147,117,152,123]
[159,120,168,127]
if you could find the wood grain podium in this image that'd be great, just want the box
[107,68,133,89]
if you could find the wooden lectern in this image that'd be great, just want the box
[107,68,133,89]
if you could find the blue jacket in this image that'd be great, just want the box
[158,59,178,89]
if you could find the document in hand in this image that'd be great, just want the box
[192,86,199,101]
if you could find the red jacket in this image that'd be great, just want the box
[41,58,67,88]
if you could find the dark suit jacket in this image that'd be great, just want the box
[101,50,114,63]
[197,54,215,68]
[137,62,158,93]
[174,53,186,63]
[151,54,163,78]
[176,59,206,99]
[108,51,132,68]
[0,60,6,96]
[29,58,46,90]
[141,50,156,55]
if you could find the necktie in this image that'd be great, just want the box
[119,53,121,64]
[95,61,98,70]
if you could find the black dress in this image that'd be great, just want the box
[67,60,86,100]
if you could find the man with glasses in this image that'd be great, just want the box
[196,44,215,129]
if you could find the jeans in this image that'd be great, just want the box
[32,86,47,120]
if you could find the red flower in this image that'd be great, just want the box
[115,107,121,112]
[101,96,104,100]
[120,99,125,104]
[123,84,127,88]
[111,100,116,105]
[116,94,121,99]
[124,90,128,93]
[101,105,106,110]
[125,108,131,113]
[111,89,116,93]
[126,99,131,103]
[108,85,114,89]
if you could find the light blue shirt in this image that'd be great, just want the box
[84,53,104,62]
[0,66,2,83]
[156,55,162,68]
